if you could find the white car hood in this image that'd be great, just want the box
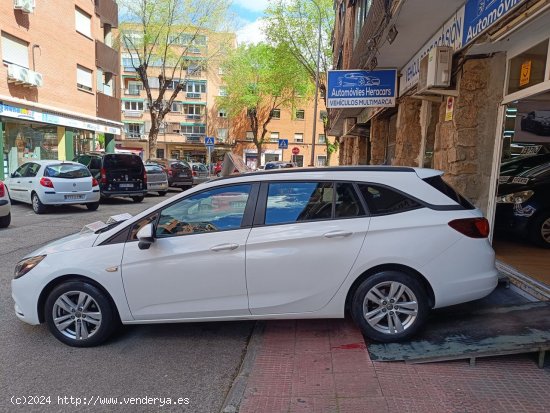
[26,232,99,258]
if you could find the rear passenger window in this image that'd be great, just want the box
[335,183,365,218]
[358,184,422,215]
[265,182,333,225]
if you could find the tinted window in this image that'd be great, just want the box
[422,175,474,209]
[145,165,163,173]
[265,182,333,225]
[76,155,91,167]
[104,154,143,171]
[89,157,102,170]
[335,183,365,218]
[44,164,91,178]
[358,184,422,215]
[156,185,251,237]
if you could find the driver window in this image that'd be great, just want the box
[12,164,29,178]
[156,184,252,238]
[24,163,41,177]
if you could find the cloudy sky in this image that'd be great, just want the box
[231,0,268,44]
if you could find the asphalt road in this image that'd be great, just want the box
[0,191,254,413]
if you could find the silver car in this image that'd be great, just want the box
[145,164,169,196]
[188,162,209,185]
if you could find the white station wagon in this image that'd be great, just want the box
[12,167,498,346]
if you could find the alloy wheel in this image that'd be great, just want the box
[52,291,102,340]
[541,217,550,244]
[362,281,418,335]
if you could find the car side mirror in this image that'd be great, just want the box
[137,223,155,250]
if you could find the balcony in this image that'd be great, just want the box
[124,87,142,96]
[97,92,121,122]
[123,110,144,118]
[124,133,147,140]
[185,114,202,120]
[96,40,119,75]
[95,0,118,28]
[185,135,205,143]
[186,92,201,99]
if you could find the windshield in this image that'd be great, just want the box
[44,164,91,179]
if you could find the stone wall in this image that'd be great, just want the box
[393,97,423,166]
[433,53,506,214]
[370,116,389,165]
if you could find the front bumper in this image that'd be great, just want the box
[12,279,41,325]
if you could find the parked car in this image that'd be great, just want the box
[495,161,550,248]
[12,166,498,347]
[0,180,11,227]
[188,162,209,185]
[74,153,147,202]
[520,111,550,136]
[3,161,99,214]
[499,153,550,183]
[146,159,193,190]
[145,164,169,196]
[264,161,297,170]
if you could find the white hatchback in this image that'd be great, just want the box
[0,180,11,228]
[4,160,100,214]
[11,167,498,346]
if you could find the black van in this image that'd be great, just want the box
[74,153,148,202]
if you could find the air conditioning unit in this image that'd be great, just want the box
[13,0,34,13]
[418,46,452,90]
[7,64,30,84]
[29,71,43,87]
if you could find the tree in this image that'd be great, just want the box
[119,0,230,156]
[218,43,313,166]
[263,0,338,163]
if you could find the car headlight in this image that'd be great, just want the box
[14,255,46,279]
[496,190,534,204]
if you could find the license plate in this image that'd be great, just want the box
[512,177,529,184]
[120,183,134,188]
[65,194,84,200]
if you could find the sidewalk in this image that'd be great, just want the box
[235,319,549,413]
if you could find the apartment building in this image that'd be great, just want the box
[118,29,235,163]
[0,0,121,180]
[233,99,338,168]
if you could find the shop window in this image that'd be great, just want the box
[1,32,29,69]
[507,40,549,95]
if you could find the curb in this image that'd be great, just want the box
[220,321,265,413]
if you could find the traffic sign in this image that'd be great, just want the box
[292,147,300,155]
[278,139,289,149]
[204,136,215,146]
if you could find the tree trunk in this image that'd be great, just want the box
[254,141,263,169]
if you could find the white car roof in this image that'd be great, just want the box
[24,160,81,166]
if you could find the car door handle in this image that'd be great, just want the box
[323,231,353,239]
[28,181,33,183]
[210,243,239,252]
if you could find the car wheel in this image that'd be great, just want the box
[351,271,429,342]
[131,196,144,203]
[158,191,167,197]
[529,211,550,248]
[32,193,47,214]
[0,212,11,228]
[86,202,99,211]
[44,281,117,347]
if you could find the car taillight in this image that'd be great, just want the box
[0,181,5,197]
[168,170,173,177]
[40,177,54,188]
[192,171,197,177]
[100,168,107,184]
[92,177,99,187]
[448,218,490,238]
[143,169,147,184]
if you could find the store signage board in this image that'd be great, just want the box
[327,69,397,108]
[400,5,465,95]
[462,0,527,46]
[0,103,121,135]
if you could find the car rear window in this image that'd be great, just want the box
[422,175,474,209]
[44,164,91,179]
[104,155,143,170]
[145,165,163,173]
[358,184,422,215]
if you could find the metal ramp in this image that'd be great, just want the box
[367,302,550,368]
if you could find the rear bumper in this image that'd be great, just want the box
[169,179,193,187]
[41,191,100,205]
[101,190,147,198]
[147,182,169,191]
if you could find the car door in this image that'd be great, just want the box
[245,181,370,315]
[21,163,41,203]
[5,163,29,201]
[120,183,258,320]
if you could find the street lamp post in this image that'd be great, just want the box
[309,0,322,167]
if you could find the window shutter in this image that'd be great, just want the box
[75,8,92,38]
[76,65,93,89]
[1,33,29,68]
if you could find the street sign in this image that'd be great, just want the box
[204,136,215,147]
[327,69,397,109]
[278,139,289,149]
[292,147,300,155]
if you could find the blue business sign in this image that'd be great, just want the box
[204,136,215,146]
[326,69,397,109]
[278,139,289,149]
[463,0,526,46]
